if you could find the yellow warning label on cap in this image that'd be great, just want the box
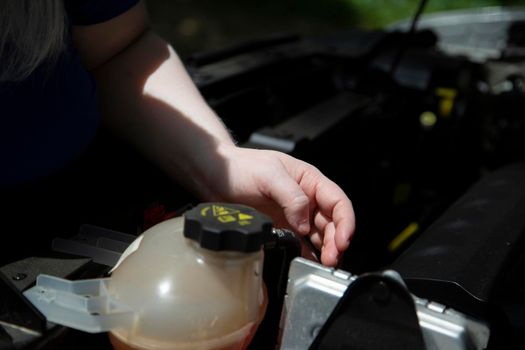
[217,215,236,223]
[200,205,253,226]
[212,205,239,217]
[238,213,253,221]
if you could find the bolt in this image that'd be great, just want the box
[12,273,27,281]
[310,324,322,338]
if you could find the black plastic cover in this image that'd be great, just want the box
[184,203,272,252]
[391,162,525,317]
[0,272,46,335]
[310,272,426,350]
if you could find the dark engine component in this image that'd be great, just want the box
[391,162,525,347]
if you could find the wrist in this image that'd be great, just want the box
[182,141,237,201]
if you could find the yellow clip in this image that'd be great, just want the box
[388,222,419,252]
[435,87,457,119]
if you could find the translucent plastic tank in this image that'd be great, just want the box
[107,204,269,350]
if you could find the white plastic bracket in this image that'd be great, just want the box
[23,274,133,333]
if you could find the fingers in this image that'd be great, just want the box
[308,179,355,266]
[332,200,355,252]
[312,210,341,267]
[265,173,311,235]
[313,178,355,253]
[309,231,323,250]
[234,150,355,267]
[321,222,338,266]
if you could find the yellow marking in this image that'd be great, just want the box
[435,87,457,119]
[212,205,239,217]
[420,111,437,128]
[440,100,454,118]
[218,215,236,223]
[436,87,457,99]
[388,222,419,252]
[202,205,254,225]
[238,213,253,221]
[200,206,210,217]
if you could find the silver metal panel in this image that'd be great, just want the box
[279,258,490,350]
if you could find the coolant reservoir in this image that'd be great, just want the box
[24,203,271,350]
[108,203,271,350]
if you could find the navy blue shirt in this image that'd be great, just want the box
[0,0,139,187]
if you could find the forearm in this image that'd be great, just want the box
[72,2,354,266]
[91,30,235,199]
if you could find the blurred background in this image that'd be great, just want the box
[146,0,521,58]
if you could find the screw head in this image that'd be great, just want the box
[12,273,27,281]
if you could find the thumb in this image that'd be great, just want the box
[266,175,311,234]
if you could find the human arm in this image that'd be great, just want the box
[72,1,355,266]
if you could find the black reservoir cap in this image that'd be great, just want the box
[183,203,273,253]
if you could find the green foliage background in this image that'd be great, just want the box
[146,0,523,57]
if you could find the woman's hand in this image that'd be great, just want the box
[210,145,355,267]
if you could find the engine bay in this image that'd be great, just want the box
[2,6,525,350]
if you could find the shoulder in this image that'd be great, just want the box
[69,0,149,70]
